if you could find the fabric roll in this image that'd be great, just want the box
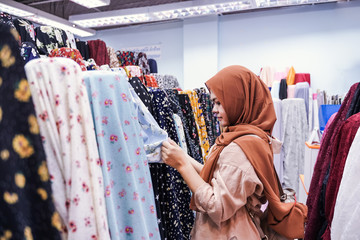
[149,88,194,240]
[128,76,154,115]
[259,66,275,87]
[129,84,168,163]
[279,79,287,100]
[295,82,310,123]
[281,98,308,195]
[305,83,358,240]
[87,40,109,66]
[145,75,159,87]
[286,66,296,85]
[321,113,360,240]
[116,50,136,66]
[317,90,325,107]
[287,84,296,98]
[154,74,180,89]
[35,26,68,55]
[48,47,87,71]
[21,42,40,63]
[313,93,320,130]
[65,31,77,49]
[294,73,311,86]
[83,70,161,240]
[75,39,90,60]
[148,58,158,73]
[331,126,360,240]
[107,46,119,68]
[0,23,62,240]
[173,113,188,153]
[25,58,110,240]
[272,98,283,183]
[271,80,280,99]
[124,65,144,84]
[136,52,150,75]
[13,18,36,44]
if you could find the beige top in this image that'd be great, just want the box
[191,142,264,240]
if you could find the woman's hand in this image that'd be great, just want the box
[161,138,189,170]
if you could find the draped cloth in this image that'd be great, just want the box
[0,23,61,240]
[305,83,359,240]
[87,39,110,66]
[331,124,360,239]
[25,58,110,240]
[322,113,360,240]
[49,47,87,71]
[190,65,307,239]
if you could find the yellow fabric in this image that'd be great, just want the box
[180,90,210,161]
[286,66,296,85]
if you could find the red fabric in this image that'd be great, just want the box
[294,73,311,86]
[87,39,110,66]
[322,113,360,240]
[145,75,158,88]
[305,83,359,240]
[49,47,87,71]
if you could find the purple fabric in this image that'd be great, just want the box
[305,82,359,240]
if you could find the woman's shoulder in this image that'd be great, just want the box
[218,142,252,169]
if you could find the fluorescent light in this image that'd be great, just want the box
[0,0,95,37]
[70,0,110,8]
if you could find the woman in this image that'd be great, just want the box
[161,65,306,239]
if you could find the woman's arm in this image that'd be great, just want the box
[161,138,205,193]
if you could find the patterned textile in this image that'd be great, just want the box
[181,90,210,161]
[135,52,150,75]
[65,31,77,50]
[145,75,159,88]
[129,85,168,163]
[173,113,188,153]
[0,12,15,30]
[83,70,161,240]
[25,58,110,240]
[0,24,61,240]
[124,65,144,84]
[195,88,219,147]
[148,58,158,73]
[128,76,154,117]
[84,58,99,71]
[75,39,90,60]
[107,46,120,68]
[13,18,36,44]
[35,26,68,55]
[21,42,40,63]
[49,47,87,71]
[87,40,109,66]
[165,89,202,162]
[116,50,136,66]
[149,88,195,240]
[153,74,180,89]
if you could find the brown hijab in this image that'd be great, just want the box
[190,65,307,239]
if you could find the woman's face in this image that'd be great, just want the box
[210,91,229,127]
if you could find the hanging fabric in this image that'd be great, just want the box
[148,58,158,73]
[83,70,161,240]
[48,47,87,71]
[25,58,110,240]
[116,50,136,66]
[65,31,77,50]
[135,52,150,75]
[87,39,110,66]
[76,39,90,60]
[13,18,36,45]
[305,82,359,240]
[35,26,68,55]
[21,42,40,63]
[107,46,119,68]
[0,23,61,240]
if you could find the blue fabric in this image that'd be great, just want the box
[21,42,39,63]
[319,105,341,131]
[129,84,168,163]
[83,70,161,240]
[148,59,158,73]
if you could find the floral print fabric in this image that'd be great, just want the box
[124,65,144,84]
[83,70,161,240]
[173,113,188,153]
[24,58,110,240]
[145,75,159,88]
[13,18,36,44]
[148,88,195,240]
[135,52,150,75]
[35,26,68,55]
[152,74,180,89]
[65,31,77,50]
[21,42,40,63]
[180,90,210,161]
[0,23,61,240]
[49,47,87,71]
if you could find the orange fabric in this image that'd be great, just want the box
[190,65,307,239]
[286,66,296,85]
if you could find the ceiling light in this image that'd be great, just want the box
[70,0,110,8]
[0,0,95,37]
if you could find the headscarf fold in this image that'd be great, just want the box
[190,65,307,239]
